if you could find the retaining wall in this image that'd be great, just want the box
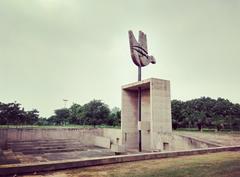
[160,133,219,151]
[0,128,103,148]
[0,128,219,151]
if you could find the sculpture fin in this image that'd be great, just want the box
[128,30,138,47]
[139,31,148,53]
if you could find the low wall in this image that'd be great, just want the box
[102,128,122,145]
[173,134,219,149]
[0,128,103,148]
[94,136,111,149]
[158,133,219,151]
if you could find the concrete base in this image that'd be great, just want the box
[121,78,172,151]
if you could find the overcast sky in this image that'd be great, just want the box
[0,0,240,117]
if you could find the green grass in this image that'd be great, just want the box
[29,151,240,177]
[0,124,120,129]
[176,128,240,134]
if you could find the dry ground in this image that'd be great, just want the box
[21,151,240,177]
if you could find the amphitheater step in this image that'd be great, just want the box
[7,139,83,148]
[7,139,81,145]
[11,145,86,152]
[6,139,97,155]
[8,142,83,149]
[20,147,94,154]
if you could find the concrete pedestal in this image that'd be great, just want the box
[121,78,172,151]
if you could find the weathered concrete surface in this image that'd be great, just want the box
[175,131,240,146]
[0,128,124,154]
[164,133,219,151]
[121,78,172,151]
[103,128,122,145]
[0,128,103,148]
[110,144,125,153]
[0,127,222,154]
[0,145,239,176]
[0,139,115,165]
[94,136,111,149]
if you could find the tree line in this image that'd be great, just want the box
[0,102,39,125]
[172,97,240,131]
[0,100,121,127]
[1,97,240,131]
[45,100,121,127]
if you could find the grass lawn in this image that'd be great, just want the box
[0,124,120,129]
[22,151,240,177]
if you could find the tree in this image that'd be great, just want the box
[37,117,49,126]
[171,97,240,131]
[47,115,57,125]
[171,100,184,129]
[193,111,206,131]
[24,109,39,125]
[82,100,110,127]
[69,103,84,124]
[108,107,121,126]
[212,115,225,131]
[54,108,70,125]
[0,101,40,125]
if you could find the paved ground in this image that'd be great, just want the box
[0,139,115,165]
[175,131,240,146]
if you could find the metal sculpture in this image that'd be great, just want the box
[128,30,156,67]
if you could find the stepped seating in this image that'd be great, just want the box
[7,139,93,155]
[0,139,115,165]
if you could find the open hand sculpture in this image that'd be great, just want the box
[128,30,156,67]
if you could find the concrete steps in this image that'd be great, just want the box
[0,150,20,165]
[20,148,89,154]
[6,139,91,155]
[8,141,83,148]
[7,139,81,145]
[11,146,88,154]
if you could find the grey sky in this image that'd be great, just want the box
[0,0,240,117]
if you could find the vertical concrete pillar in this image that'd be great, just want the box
[150,79,172,151]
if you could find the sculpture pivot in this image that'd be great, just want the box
[128,30,156,67]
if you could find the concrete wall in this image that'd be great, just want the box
[121,89,138,150]
[141,89,151,151]
[150,79,172,151]
[157,133,219,151]
[0,128,218,152]
[0,128,103,148]
[94,136,111,149]
[103,128,122,145]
